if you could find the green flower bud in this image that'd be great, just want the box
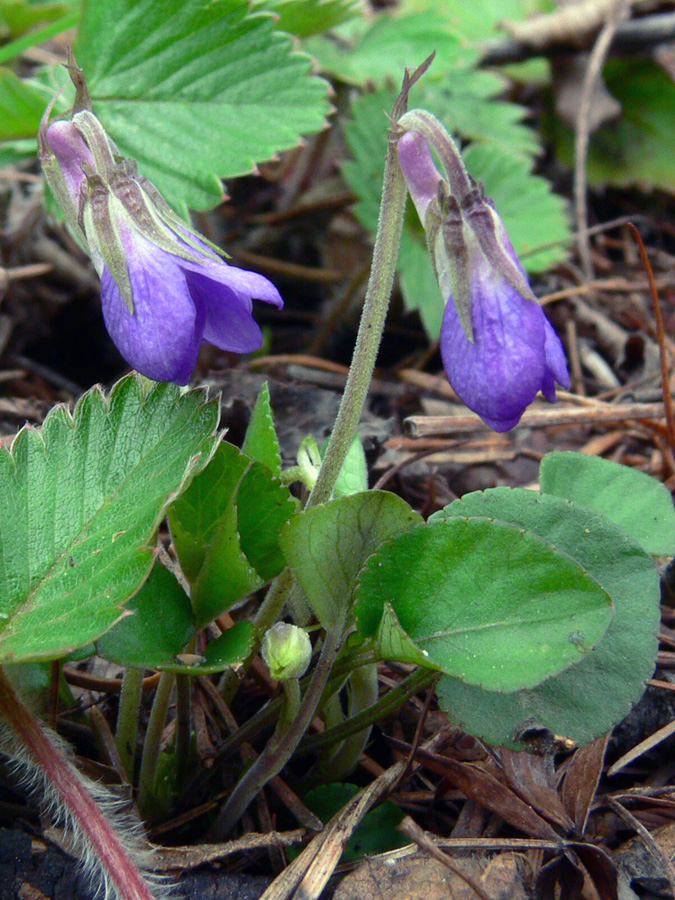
[261,623,312,682]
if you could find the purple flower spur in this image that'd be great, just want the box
[397,123,569,432]
[39,88,282,385]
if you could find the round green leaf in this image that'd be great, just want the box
[540,451,675,555]
[433,488,660,745]
[280,491,423,629]
[355,518,614,692]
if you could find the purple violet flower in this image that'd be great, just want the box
[40,108,282,385]
[397,127,569,432]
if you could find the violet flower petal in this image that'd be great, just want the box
[440,270,569,432]
[44,120,94,201]
[101,232,202,385]
[185,270,263,354]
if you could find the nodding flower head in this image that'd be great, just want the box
[39,77,282,385]
[396,117,569,432]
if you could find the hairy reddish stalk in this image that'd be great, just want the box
[0,666,161,900]
[627,223,675,459]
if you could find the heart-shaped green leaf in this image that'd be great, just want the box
[355,517,614,692]
[433,487,660,745]
[540,451,675,555]
[280,491,422,629]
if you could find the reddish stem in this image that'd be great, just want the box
[627,223,675,460]
[0,666,157,900]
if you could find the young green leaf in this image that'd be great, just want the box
[540,451,675,555]
[0,68,49,140]
[73,0,330,211]
[280,491,422,629]
[0,376,218,664]
[170,441,296,626]
[169,442,250,583]
[241,382,281,476]
[355,517,614,692]
[321,433,368,498]
[433,487,660,745]
[96,563,194,670]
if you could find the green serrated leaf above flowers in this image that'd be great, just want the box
[553,59,675,195]
[252,0,361,38]
[0,376,219,664]
[0,68,49,140]
[305,10,477,86]
[71,0,330,212]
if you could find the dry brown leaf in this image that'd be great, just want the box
[334,853,528,900]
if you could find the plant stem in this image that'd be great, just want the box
[309,662,379,786]
[174,673,192,789]
[116,667,143,781]
[297,666,437,756]
[0,666,158,900]
[207,616,345,839]
[219,566,295,703]
[137,670,174,815]
[306,118,408,509]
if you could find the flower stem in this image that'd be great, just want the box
[174,673,192,789]
[137,670,174,816]
[207,615,345,839]
[116,667,143,781]
[0,666,158,900]
[298,666,438,756]
[306,119,408,509]
[306,662,379,788]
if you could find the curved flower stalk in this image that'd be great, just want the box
[396,114,569,432]
[39,73,282,385]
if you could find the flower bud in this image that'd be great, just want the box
[261,623,312,682]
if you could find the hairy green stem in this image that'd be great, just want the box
[116,667,143,781]
[137,670,174,815]
[306,121,408,509]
